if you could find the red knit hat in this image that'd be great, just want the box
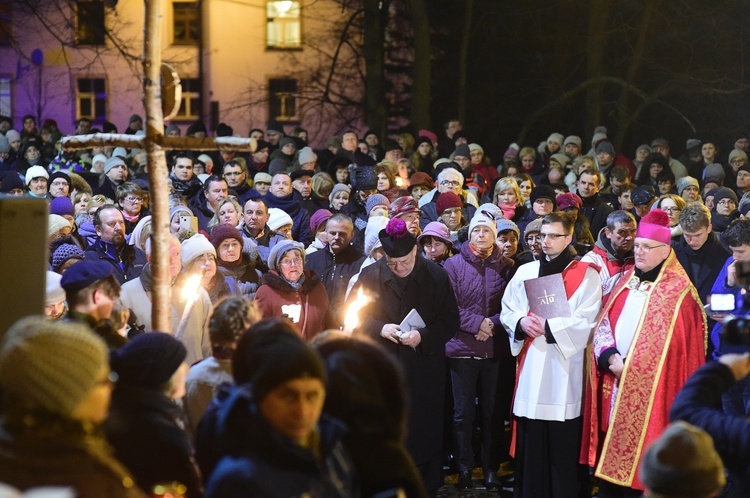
[436,192,463,216]
[209,223,244,249]
[636,209,671,244]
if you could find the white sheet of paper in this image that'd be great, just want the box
[399,308,425,334]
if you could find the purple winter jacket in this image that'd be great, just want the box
[443,242,513,358]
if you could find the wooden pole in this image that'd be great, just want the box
[143,0,170,332]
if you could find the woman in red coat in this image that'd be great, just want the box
[254,240,334,341]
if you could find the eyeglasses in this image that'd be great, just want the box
[661,207,681,213]
[717,199,736,206]
[224,171,243,177]
[633,242,667,253]
[124,196,143,203]
[540,233,567,240]
[386,258,412,269]
[525,235,542,243]
[279,258,303,267]
[731,159,747,165]
[440,180,461,187]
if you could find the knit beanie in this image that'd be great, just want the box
[364,216,389,257]
[503,143,520,162]
[104,156,126,174]
[0,134,9,154]
[50,196,75,217]
[418,221,452,247]
[209,224,244,251]
[0,316,107,417]
[547,133,564,147]
[366,194,390,216]
[640,422,725,497]
[686,138,702,156]
[564,136,582,148]
[233,324,326,401]
[298,146,317,164]
[591,132,607,147]
[729,148,749,164]
[635,209,671,244]
[469,210,498,240]
[436,192,463,216]
[496,218,520,239]
[48,214,71,237]
[49,170,70,187]
[0,172,23,193]
[330,183,351,201]
[112,147,128,159]
[5,129,20,143]
[52,243,86,273]
[418,129,437,144]
[713,187,738,205]
[550,153,571,168]
[636,144,652,156]
[676,176,700,196]
[279,137,295,150]
[468,143,483,155]
[268,158,288,176]
[129,114,142,125]
[46,271,66,305]
[702,163,725,182]
[379,218,416,258]
[355,167,378,191]
[165,124,181,136]
[267,240,305,272]
[595,140,615,157]
[267,208,294,232]
[110,332,187,390]
[454,144,471,159]
[180,233,216,269]
[556,192,583,211]
[530,185,557,208]
[25,165,48,185]
[310,209,333,233]
[524,218,543,238]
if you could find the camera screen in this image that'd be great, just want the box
[710,293,735,312]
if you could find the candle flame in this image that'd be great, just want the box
[343,288,371,333]
[181,273,203,301]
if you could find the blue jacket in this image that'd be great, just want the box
[197,384,359,498]
[84,239,147,284]
[709,256,740,359]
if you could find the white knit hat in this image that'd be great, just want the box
[298,146,317,165]
[25,165,49,185]
[45,271,66,306]
[267,208,294,232]
[364,216,389,257]
[180,233,216,268]
[48,214,71,237]
[547,133,564,146]
[469,209,498,240]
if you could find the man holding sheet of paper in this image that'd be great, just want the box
[351,216,460,497]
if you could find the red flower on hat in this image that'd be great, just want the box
[385,217,408,238]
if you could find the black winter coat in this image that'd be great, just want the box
[305,244,365,325]
[104,384,203,498]
[353,256,460,464]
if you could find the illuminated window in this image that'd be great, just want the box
[76,0,105,46]
[0,76,11,117]
[266,1,301,49]
[173,2,200,45]
[0,2,11,46]
[269,78,298,122]
[77,78,106,121]
[176,77,201,120]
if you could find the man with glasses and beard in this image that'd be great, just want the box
[352,216,459,497]
[583,209,706,498]
[84,205,147,284]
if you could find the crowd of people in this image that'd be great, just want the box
[2,112,750,497]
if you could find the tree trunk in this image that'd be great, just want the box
[585,0,611,137]
[363,0,387,140]
[406,0,431,130]
[457,0,474,125]
[143,0,170,332]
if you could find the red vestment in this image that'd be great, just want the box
[581,250,706,490]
